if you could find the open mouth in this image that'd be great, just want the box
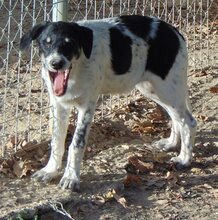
[48,67,71,96]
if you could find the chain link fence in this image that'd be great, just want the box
[0,0,217,157]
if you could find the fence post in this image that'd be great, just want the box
[52,0,67,21]
[49,0,68,134]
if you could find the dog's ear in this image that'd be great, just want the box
[20,22,49,50]
[79,26,93,59]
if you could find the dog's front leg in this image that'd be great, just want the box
[59,101,96,190]
[32,102,70,182]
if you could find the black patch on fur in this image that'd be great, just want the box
[79,26,93,59]
[119,15,182,80]
[119,15,153,41]
[20,21,93,61]
[37,22,82,60]
[20,22,49,50]
[109,27,132,75]
[172,26,185,41]
[74,126,87,148]
[74,110,93,148]
[146,21,181,79]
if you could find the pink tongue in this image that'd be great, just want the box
[53,71,65,96]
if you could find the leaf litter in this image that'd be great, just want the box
[1,95,173,210]
[1,70,218,219]
[0,140,50,178]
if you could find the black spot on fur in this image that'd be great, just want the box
[74,126,86,148]
[119,15,153,41]
[20,22,49,50]
[79,26,93,59]
[37,22,82,60]
[146,21,181,79]
[119,15,183,80]
[172,26,185,41]
[20,21,93,61]
[109,27,132,75]
[74,109,93,148]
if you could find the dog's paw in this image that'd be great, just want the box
[170,156,191,170]
[154,138,178,152]
[59,173,80,191]
[32,168,58,183]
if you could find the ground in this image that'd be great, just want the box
[0,2,218,219]
[0,63,218,219]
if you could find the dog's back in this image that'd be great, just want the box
[77,15,187,95]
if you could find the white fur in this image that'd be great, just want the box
[32,17,196,190]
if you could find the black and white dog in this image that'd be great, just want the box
[20,15,197,190]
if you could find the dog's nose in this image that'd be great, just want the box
[50,60,64,70]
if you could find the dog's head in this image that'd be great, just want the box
[20,21,93,96]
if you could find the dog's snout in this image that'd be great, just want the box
[50,59,64,70]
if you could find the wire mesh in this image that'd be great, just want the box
[0,0,217,157]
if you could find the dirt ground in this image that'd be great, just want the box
[0,59,218,220]
[0,2,218,220]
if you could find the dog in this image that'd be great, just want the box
[20,15,197,191]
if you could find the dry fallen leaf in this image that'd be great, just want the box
[6,136,17,149]
[132,123,155,134]
[112,189,128,209]
[156,199,169,206]
[209,87,218,94]
[6,141,14,149]
[0,167,9,175]
[123,174,142,187]
[103,189,128,209]
[148,107,165,122]
[191,167,202,174]
[15,140,49,158]
[21,161,34,177]
[19,140,28,148]
[0,158,15,176]
[13,159,35,178]
[3,140,48,178]
[203,184,214,189]
[13,160,24,177]
[141,161,154,170]
[153,151,168,163]
[104,190,114,200]
[194,70,208,77]
[212,189,218,199]
[196,115,208,121]
[165,171,179,184]
[93,196,106,206]
[128,156,153,173]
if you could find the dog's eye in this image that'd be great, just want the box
[45,37,52,44]
[64,38,76,46]
[65,38,70,43]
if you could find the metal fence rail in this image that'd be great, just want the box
[0,0,217,157]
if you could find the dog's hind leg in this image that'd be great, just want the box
[136,81,181,151]
[152,101,181,151]
[59,100,97,190]
[32,102,70,182]
[185,96,197,150]
[160,103,196,168]
[170,96,197,168]
[136,75,196,168]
